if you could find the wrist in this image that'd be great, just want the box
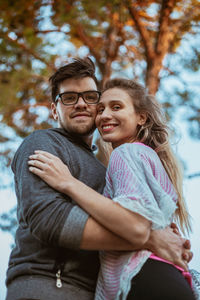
[142,229,155,252]
[61,175,78,195]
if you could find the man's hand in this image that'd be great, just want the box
[144,226,193,271]
[170,223,193,263]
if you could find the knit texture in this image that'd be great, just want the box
[95,143,177,300]
[7,128,106,296]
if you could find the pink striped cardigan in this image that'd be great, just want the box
[95,143,178,300]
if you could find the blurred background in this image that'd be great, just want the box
[0,0,200,299]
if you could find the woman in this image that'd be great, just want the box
[28,78,195,300]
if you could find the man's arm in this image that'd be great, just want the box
[27,146,192,268]
[80,217,191,271]
[13,130,88,248]
[80,217,144,250]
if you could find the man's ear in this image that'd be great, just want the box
[51,102,58,120]
[138,113,147,126]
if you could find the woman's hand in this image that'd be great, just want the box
[28,150,74,193]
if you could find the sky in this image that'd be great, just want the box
[0,120,200,299]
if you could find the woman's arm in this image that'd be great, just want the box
[28,150,151,246]
[28,150,192,270]
[64,175,151,246]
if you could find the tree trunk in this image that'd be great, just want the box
[146,55,163,95]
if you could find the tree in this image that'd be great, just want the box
[0,0,200,140]
[0,0,200,235]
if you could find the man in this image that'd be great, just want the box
[6,58,191,300]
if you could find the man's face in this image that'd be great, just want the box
[51,77,98,137]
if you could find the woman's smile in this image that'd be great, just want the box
[96,88,144,148]
[101,123,118,132]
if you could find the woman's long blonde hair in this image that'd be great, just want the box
[99,78,191,234]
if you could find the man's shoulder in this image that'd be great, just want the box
[20,128,70,145]
[12,128,71,169]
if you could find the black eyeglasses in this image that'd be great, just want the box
[55,90,101,106]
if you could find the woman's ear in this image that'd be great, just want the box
[138,113,147,125]
[51,102,58,120]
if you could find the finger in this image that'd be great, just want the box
[28,159,46,170]
[176,259,189,272]
[172,228,180,235]
[170,222,177,229]
[34,150,56,159]
[188,251,193,262]
[182,251,193,263]
[182,252,189,262]
[29,153,51,164]
[170,223,181,236]
[29,166,44,176]
[183,239,191,250]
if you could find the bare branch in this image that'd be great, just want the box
[35,29,69,35]
[187,172,200,179]
[124,0,155,60]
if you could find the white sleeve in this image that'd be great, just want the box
[106,144,177,230]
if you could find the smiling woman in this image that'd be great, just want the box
[95,88,146,149]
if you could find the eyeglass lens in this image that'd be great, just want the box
[60,91,100,105]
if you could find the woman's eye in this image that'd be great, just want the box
[113,105,120,110]
[97,108,104,114]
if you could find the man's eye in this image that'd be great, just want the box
[86,94,96,100]
[63,95,76,101]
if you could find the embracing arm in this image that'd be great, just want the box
[62,175,151,246]
[58,174,192,270]
[80,217,144,250]
[28,150,151,246]
[28,150,192,269]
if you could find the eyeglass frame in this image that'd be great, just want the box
[55,90,101,106]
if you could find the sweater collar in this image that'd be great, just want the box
[52,128,95,152]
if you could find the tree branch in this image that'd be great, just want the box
[170,8,200,47]
[35,29,69,35]
[156,0,176,55]
[76,25,102,62]
[3,34,55,72]
[187,172,200,179]
[124,0,155,60]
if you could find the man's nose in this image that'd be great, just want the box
[74,96,87,108]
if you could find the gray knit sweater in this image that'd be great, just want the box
[6,128,106,299]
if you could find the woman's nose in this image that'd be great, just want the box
[100,109,112,119]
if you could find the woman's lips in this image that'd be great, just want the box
[101,124,117,132]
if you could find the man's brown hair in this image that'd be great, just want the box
[49,57,98,102]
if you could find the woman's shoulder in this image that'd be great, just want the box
[113,142,155,158]
[111,143,161,171]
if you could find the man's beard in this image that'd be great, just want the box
[59,118,96,137]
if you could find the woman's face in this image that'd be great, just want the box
[95,88,145,148]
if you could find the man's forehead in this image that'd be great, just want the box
[59,77,97,93]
